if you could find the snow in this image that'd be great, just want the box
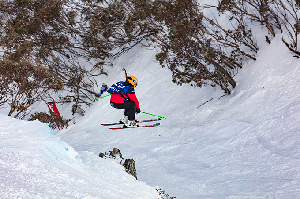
[55,35,300,198]
[2,9,300,199]
[0,114,160,198]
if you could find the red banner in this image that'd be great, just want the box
[47,102,61,130]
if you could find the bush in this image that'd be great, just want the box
[0,60,63,119]
[29,111,70,130]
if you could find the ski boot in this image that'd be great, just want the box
[120,116,128,124]
[124,120,139,128]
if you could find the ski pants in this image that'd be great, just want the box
[110,101,136,120]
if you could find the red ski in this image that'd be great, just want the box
[108,123,160,130]
[101,118,161,126]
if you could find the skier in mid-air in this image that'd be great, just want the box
[107,70,140,128]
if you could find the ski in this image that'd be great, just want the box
[101,118,161,126]
[108,123,160,130]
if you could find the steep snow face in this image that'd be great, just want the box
[57,34,300,199]
[0,114,160,198]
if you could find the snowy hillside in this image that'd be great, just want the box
[1,7,300,198]
[1,32,300,198]
[56,34,300,199]
[2,0,300,198]
[0,113,160,198]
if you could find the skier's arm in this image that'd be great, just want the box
[127,93,139,109]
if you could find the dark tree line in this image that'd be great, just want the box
[0,0,298,120]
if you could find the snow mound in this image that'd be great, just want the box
[0,114,159,198]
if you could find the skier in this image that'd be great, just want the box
[107,76,141,128]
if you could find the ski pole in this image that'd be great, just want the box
[142,111,166,119]
[94,94,111,101]
[100,94,111,99]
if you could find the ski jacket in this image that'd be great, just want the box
[108,81,139,109]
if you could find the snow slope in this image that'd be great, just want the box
[57,35,300,199]
[1,6,300,197]
[0,113,160,198]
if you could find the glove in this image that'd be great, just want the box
[136,108,141,114]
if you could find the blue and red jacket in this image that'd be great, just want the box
[108,81,139,109]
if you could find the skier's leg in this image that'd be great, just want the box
[110,101,136,120]
[122,101,135,120]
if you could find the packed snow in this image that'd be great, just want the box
[0,113,161,198]
[1,9,300,199]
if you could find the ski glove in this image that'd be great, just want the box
[136,108,141,114]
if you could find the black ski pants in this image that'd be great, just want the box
[110,101,136,120]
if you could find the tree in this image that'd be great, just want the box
[152,0,257,93]
[0,0,101,113]
[218,0,300,56]
[0,0,77,62]
[217,0,281,37]
[0,60,62,118]
[273,0,300,56]
[80,0,161,65]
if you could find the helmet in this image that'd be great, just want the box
[127,76,138,87]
